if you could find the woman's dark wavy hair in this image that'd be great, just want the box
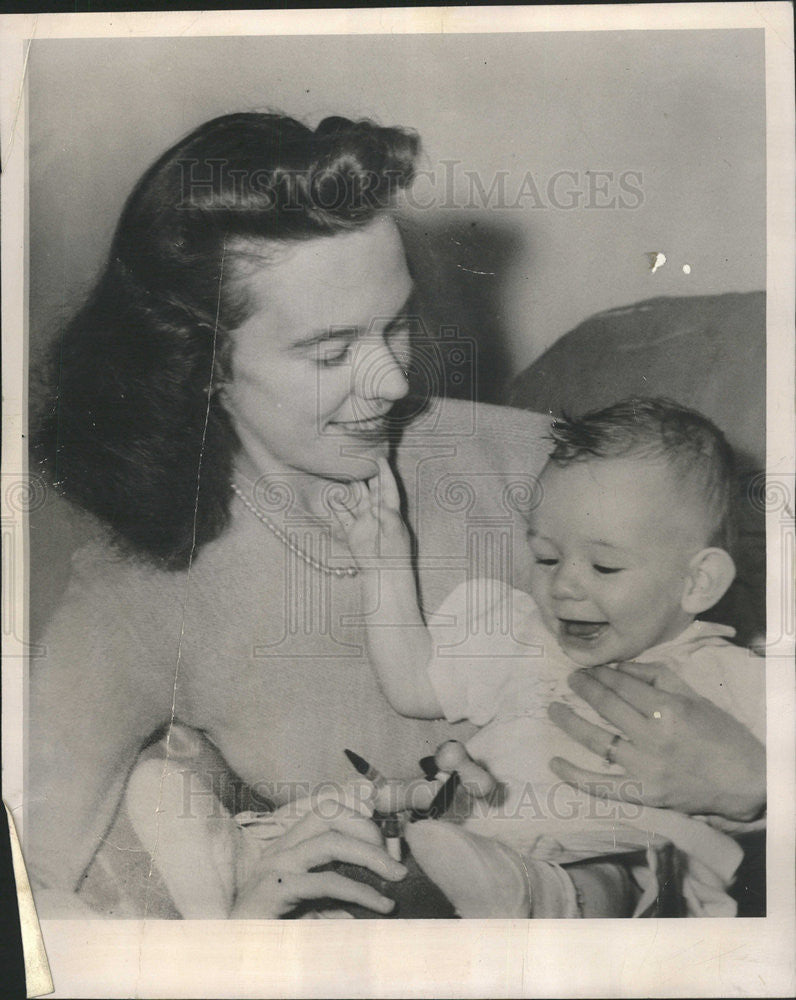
[33,112,419,568]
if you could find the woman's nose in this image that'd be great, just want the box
[352,336,410,403]
[550,561,586,600]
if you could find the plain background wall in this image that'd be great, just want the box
[29,29,765,384]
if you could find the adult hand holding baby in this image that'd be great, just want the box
[548,661,766,822]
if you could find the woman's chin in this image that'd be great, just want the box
[326,441,391,477]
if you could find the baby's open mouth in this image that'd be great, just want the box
[559,619,608,642]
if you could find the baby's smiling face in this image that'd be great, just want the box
[527,456,711,667]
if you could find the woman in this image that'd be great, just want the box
[550,661,766,824]
[31,110,577,918]
[30,111,760,920]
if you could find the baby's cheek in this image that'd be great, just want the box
[526,573,549,607]
[536,604,561,640]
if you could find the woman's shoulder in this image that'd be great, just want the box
[32,536,184,718]
[470,399,553,440]
[398,398,552,484]
[403,397,551,442]
[53,536,188,642]
[68,536,180,591]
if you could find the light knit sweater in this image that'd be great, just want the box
[29,399,552,910]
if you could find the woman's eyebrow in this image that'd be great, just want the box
[291,288,418,350]
[290,326,358,351]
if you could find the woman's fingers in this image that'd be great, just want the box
[567,668,658,739]
[547,700,627,759]
[327,811,385,847]
[240,809,407,917]
[274,806,384,851]
[232,865,396,918]
[552,662,766,819]
[548,758,644,804]
[295,870,396,914]
[287,829,407,881]
[613,660,698,697]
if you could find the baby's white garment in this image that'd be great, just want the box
[427,578,766,916]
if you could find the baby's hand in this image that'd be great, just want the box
[334,458,412,566]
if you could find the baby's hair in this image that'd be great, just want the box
[548,397,736,551]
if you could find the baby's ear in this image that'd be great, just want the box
[681,548,736,615]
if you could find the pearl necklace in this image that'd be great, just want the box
[230,482,359,578]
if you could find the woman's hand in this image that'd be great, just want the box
[333,458,411,565]
[547,661,766,821]
[231,806,407,918]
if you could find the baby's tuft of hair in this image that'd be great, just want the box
[548,397,736,552]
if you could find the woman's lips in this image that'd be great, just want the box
[558,619,608,643]
[328,415,390,440]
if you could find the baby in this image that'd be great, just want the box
[338,397,766,916]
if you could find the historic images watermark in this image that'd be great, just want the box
[175,770,646,824]
[748,472,795,655]
[176,158,645,213]
[400,162,645,212]
[2,472,47,658]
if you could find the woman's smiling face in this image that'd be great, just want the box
[224,215,413,484]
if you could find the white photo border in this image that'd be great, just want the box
[1,5,794,997]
